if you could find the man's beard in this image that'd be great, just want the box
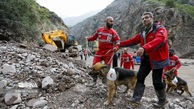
[106,23,113,28]
[143,21,152,29]
[169,53,173,57]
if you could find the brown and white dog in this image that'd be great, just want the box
[165,69,192,97]
[89,62,137,105]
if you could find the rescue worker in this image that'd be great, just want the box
[120,12,169,108]
[163,48,181,78]
[79,50,83,60]
[132,51,137,64]
[85,16,120,66]
[120,48,134,70]
[84,49,87,60]
[86,16,120,86]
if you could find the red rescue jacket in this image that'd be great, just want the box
[89,27,120,56]
[163,55,181,78]
[121,21,169,69]
[120,53,134,69]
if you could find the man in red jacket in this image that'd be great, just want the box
[86,16,120,85]
[163,48,181,78]
[120,48,134,70]
[121,12,169,108]
[86,16,120,66]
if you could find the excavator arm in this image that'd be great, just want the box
[41,30,68,48]
[41,30,79,57]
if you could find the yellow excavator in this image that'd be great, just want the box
[41,30,78,52]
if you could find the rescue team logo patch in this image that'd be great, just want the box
[107,68,117,81]
[159,30,164,35]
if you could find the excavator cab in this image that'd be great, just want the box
[66,35,76,46]
[41,30,78,52]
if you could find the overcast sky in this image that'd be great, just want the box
[36,0,114,18]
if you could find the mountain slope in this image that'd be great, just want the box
[70,0,194,58]
[70,0,132,44]
[63,10,100,26]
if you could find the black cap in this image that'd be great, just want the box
[168,48,174,53]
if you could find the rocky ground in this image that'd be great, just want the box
[0,40,194,109]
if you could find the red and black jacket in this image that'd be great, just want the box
[121,21,169,69]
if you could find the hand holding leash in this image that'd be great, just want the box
[113,47,118,52]
[171,67,176,72]
[85,37,89,41]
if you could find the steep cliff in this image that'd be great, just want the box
[70,0,194,58]
[0,0,69,44]
[118,1,194,58]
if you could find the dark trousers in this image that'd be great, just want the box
[84,54,87,60]
[137,55,165,90]
[112,54,118,68]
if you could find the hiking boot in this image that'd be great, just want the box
[153,89,169,108]
[128,82,145,106]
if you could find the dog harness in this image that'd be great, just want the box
[107,68,117,81]
[172,77,178,85]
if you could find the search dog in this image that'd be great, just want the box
[89,62,137,105]
[164,69,192,97]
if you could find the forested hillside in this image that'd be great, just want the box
[0,0,68,44]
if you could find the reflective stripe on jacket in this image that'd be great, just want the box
[120,53,134,69]
[89,27,120,56]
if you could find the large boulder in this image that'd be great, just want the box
[4,92,22,105]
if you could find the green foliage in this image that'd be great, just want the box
[0,0,59,43]
[141,0,194,17]
[143,0,166,6]
[0,0,39,41]
[37,7,50,19]
[165,0,176,8]
[177,0,189,4]
[175,3,194,17]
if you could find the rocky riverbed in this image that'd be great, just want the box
[0,40,194,109]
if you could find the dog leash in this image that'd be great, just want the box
[107,50,117,65]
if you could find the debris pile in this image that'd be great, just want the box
[0,41,193,109]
